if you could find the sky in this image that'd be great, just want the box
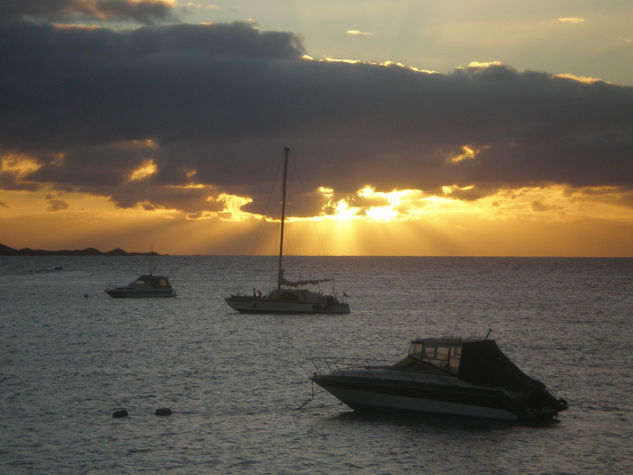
[1,0,632,256]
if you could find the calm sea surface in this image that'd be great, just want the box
[1,256,632,473]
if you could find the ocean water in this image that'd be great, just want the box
[1,256,632,473]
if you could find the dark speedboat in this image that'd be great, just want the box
[311,337,568,424]
[105,274,176,298]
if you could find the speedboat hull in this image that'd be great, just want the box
[312,373,529,422]
[105,288,175,298]
[225,296,349,314]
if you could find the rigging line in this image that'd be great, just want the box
[288,154,331,258]
[250,156,283,256]
[237,153,284,291]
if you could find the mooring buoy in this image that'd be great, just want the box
[112,409,128,418]
[155,407,172,416]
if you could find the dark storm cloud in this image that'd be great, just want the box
[0,21,632,215]
[109,181,224,213]
[28,141,158,188]
[0,0,175,24]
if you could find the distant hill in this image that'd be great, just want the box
[0,243,161,256]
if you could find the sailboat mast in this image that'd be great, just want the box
[277,146,289,288]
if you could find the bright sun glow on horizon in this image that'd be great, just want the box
[2,146,633,257]
[1,181,632,256]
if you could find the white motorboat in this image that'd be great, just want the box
[311,336,568,424]
[105,274,176,298]
[225,147,349,314]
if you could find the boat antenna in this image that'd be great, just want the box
[277,146,289,289]
[485,328,493,340]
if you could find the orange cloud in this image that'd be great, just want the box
[128,159,158,182]
[1,153,42,177]
[555,73,605,84]
[346,30,373,37]
[558,17,585,24]
[447,145,489,164]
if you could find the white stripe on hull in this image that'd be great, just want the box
[324,386,520,421]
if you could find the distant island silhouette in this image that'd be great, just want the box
[0,243,162,256]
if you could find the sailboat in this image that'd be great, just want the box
[225,147,350,314]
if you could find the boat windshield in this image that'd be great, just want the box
[133,276,170,288]
[408,339,462,375]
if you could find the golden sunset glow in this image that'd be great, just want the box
[217,193,256,221]
[2,9,632,258]
[447,145,489,164]
[555,73,605,84]
[332,199,359,220]
[557,17,585,24]
[1,136,632,257]
[346,30,373,37]
[318,56,438,74]
[1,153,42,178]
[467,61,502,69]
[128,159,158,181]
[2,181,632,256]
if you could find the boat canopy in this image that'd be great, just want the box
[133,275,171,288]
[407,338,540,392]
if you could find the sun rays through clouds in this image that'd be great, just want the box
[1,4,632,256]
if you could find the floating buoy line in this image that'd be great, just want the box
[111,407,173,417]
